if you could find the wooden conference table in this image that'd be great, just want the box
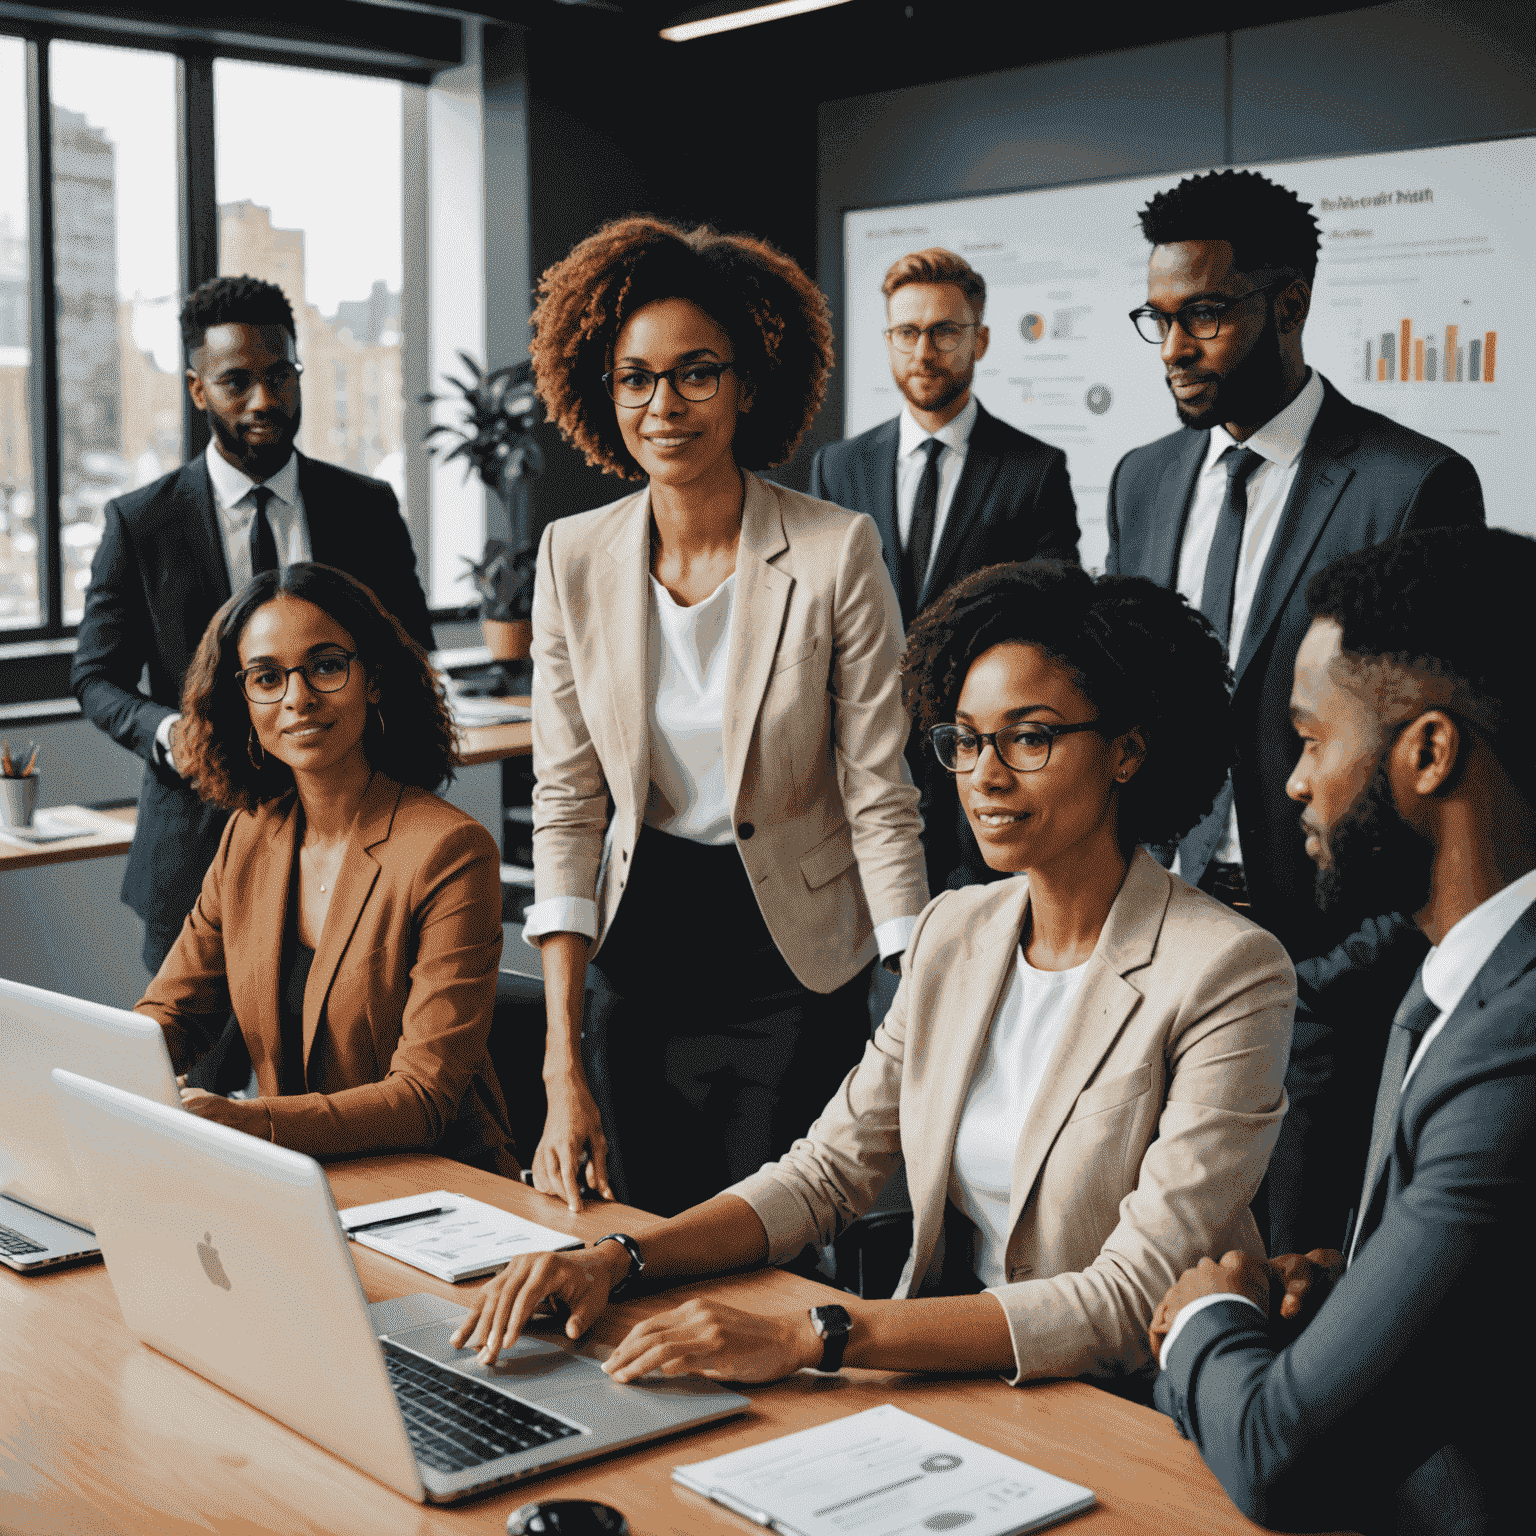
[1,1152,1330,1536]
[0,706,531,875]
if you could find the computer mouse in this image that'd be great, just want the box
[506,1499,629,1536]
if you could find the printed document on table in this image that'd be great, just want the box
[337,1190,581,1283]
[673,1403,1094,1536]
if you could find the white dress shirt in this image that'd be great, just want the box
[895,394,978,587]
[523,568,911,960]
[1173,368,1325,868]
[155,445,311,772]
[949,948,1089,1287]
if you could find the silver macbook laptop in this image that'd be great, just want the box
[0,976,181,1271]
[50,1068,750,1504]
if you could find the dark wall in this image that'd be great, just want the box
[794,0,1536,488]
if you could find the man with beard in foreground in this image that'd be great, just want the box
[1106,169,1483,1252]
[73,276,434,978]
[1148,525,1536,1535]
[811,248,1078,892]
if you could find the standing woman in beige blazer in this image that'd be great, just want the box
[522,217,928,1217]
[453,561,1294,1389]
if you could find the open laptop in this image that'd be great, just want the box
[50,1068,750,1504]
[0,976,182,1271]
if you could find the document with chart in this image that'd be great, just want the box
[337,1190,581,1282]
[673,1403,1094,1536]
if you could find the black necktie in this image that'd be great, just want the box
[1198,446,1264,648]
[901,438,944,621]
[1352,968,1440,1259]
[248,485,278,579]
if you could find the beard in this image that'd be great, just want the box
[1169,308,1286,431]
[897,359,972,416]
[1311,755,1435,919]
[207,401,301,481]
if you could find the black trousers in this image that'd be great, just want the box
[590,824,873,1218]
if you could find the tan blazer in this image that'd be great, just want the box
[530,471,928,993]
[729,849,1295,1382]
[139,774,517,1172]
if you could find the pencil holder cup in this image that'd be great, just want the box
[0,772,39,828]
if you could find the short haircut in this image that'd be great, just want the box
[178,563,456,813]
[881,248,986,319]
[529,216,833,479]
[1138,169,1322,285]
[902,560,1233,851]
[1306,526,1536,805]
[180,275,296,358]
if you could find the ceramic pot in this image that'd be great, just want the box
[483,618,532,662]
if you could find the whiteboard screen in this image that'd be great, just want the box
[842,137,1535,571]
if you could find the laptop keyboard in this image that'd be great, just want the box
[383,1341,583,1474]
[0,1224,46,1257]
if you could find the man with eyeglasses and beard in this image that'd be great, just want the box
[73,276,434,984]
[1147,525,1536,1536]
[1105,169,1484,1255]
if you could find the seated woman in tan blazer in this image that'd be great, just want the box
[522,217,928,1216]
[139,562,517,1173]
[452,560,1294,1386]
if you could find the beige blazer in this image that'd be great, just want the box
[530,471,928,993]
[728,848,1295,1382]
[139,774,517,1172]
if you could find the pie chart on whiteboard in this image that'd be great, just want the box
[1019,313,1045,342]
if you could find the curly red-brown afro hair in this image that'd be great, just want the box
[529,216,834,480]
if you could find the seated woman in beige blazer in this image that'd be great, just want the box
[139,562,517,1173]
[453,560,1294,1386]
[522,217,928,1216]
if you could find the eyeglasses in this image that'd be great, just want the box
[1127,281,1288,344]
[930,719,1109,774]
[236,648,357,705]
[602,361,735,409]
[207,362,304,399]
[883,322,977,354]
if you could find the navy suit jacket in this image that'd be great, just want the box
[1154,901,1536,1534]
[808,399,1079,627]
[71,453,434,937]
[1105,374,1483,959]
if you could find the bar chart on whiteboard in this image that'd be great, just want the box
[843,136,1534,567]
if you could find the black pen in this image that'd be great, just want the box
[347,1205,452,1233]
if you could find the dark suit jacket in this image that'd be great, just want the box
[138,774,517,1172]
[810,401,1079,889]
[71,453,435,938]
[1105,374,1484,960]
[808,399,1079,625]
[1154,902,1536,1534]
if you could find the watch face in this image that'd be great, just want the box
[812,1304,852,1337]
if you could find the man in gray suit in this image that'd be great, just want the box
[1106,169,1484,1251]
[1149,527,1535,1535]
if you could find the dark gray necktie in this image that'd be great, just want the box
[248,485,278,579]
[901,438,944,621]
[1199,446,1264,648]
[1352,968,1439,1258]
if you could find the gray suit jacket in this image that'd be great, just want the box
[1154,903,1536,1534]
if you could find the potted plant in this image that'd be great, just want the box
[423,355,543,662]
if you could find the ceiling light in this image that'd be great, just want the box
[660,0,854,44]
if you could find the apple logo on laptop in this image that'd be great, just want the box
[197,1232,232,1291]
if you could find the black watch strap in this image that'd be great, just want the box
[593,1233,645,1296]
[810,1304,851,1372]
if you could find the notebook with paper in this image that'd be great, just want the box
[0,976,181,1272]
[50,1068,750,1504]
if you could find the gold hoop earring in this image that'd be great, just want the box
[247,727,264,768]
[374,705,387,737]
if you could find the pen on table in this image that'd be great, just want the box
[347,1206,452,1233]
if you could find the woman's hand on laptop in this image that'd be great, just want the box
[601,1298,819,1384]
[178,1085,273,1137]
[452,1243,631,1365]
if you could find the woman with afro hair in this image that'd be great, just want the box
[519,217,928,1217]
[454,559,1295,1395]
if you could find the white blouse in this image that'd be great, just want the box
[949,948,1090,1288]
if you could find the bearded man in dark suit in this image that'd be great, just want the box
[810,248,1079,893]
[72,275,434,977]
[1105,169,1484,1253]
